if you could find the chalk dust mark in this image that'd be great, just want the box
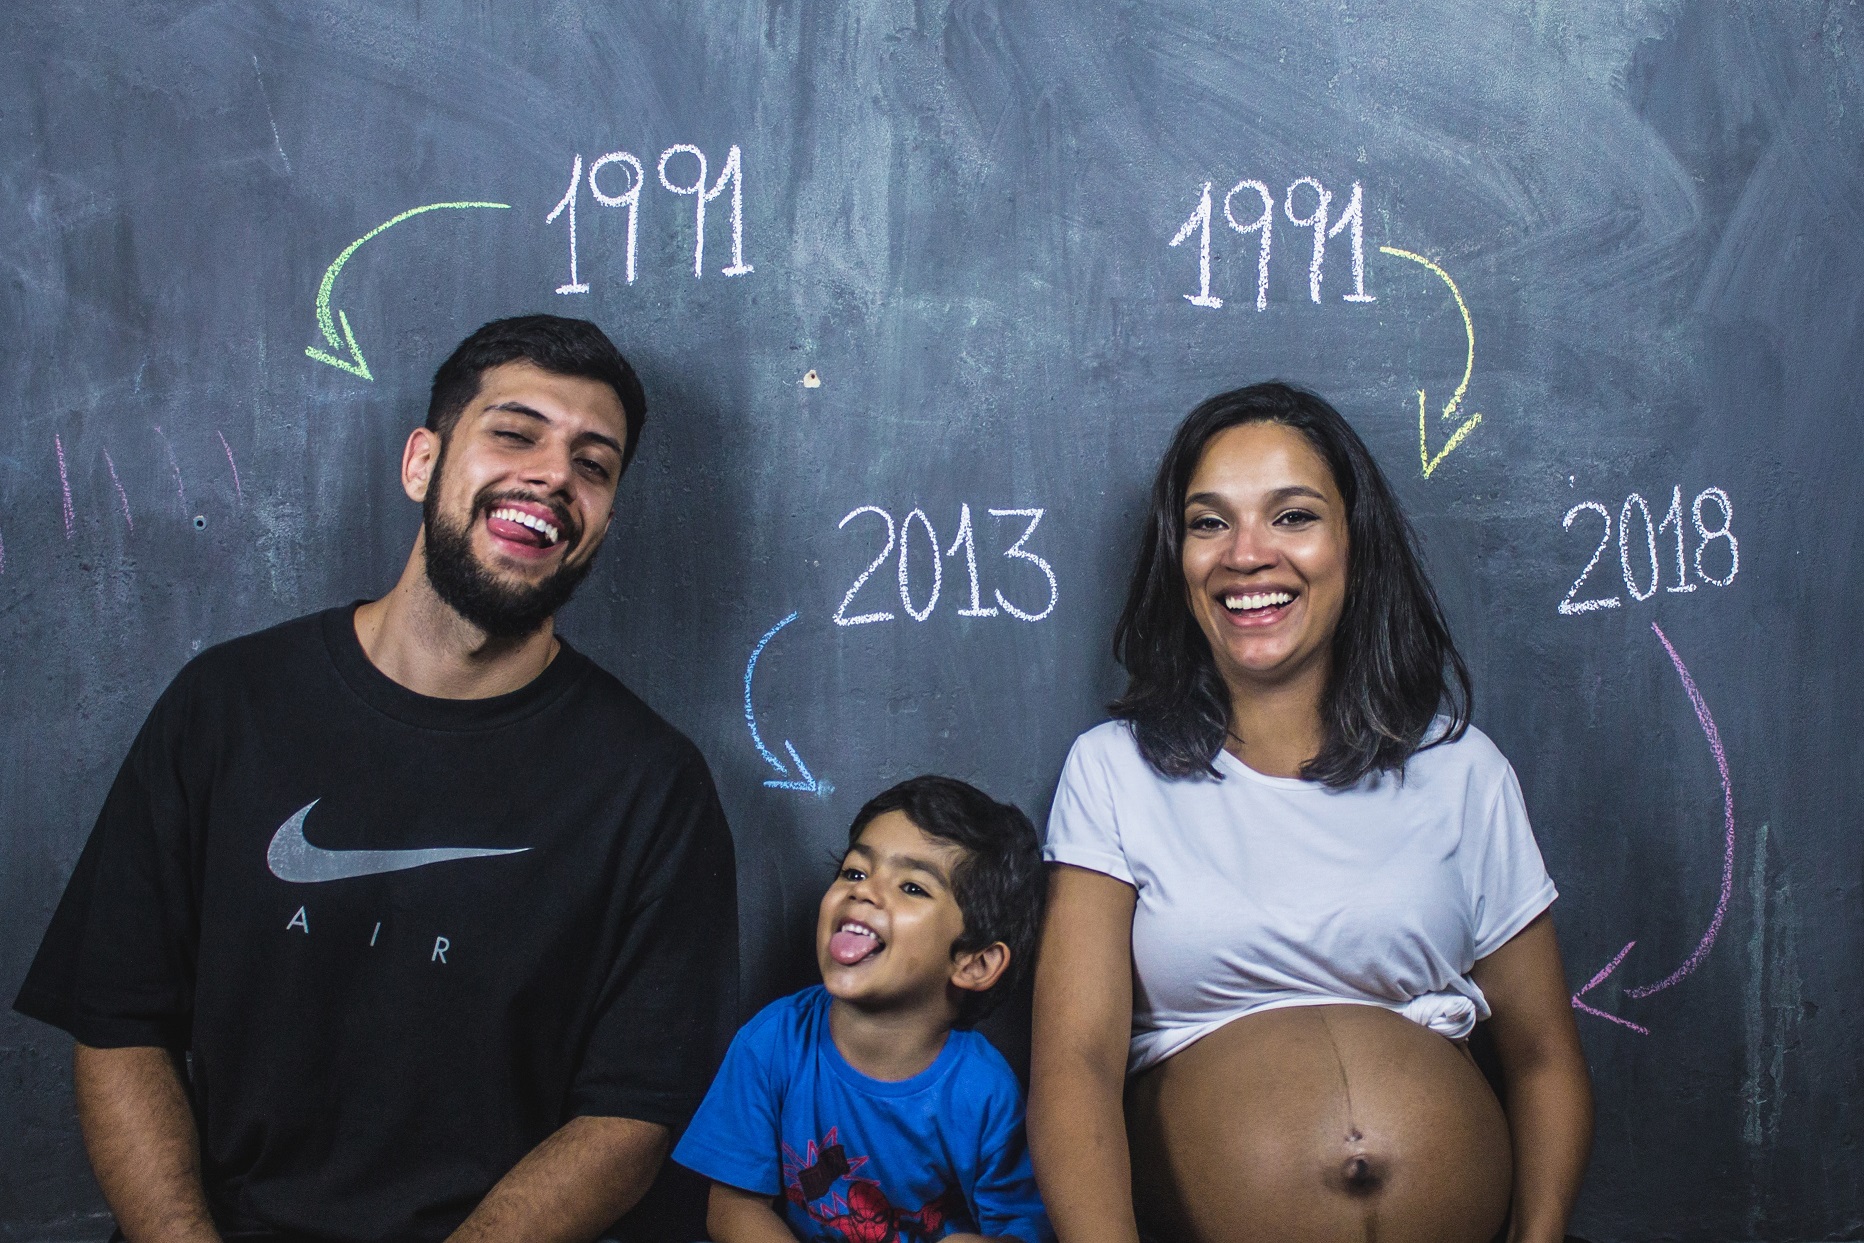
[1626,621,1735,997]
[0,524,7,574]
[217,430,243,503]
[103,449,133,531]
[251,55,292,173]
[152,425,187,509]
[55,434,74,538]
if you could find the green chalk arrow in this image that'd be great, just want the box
[306,200,511,381]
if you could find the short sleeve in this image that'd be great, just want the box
[967,1068,1055,1243]
[567,751,739,1127]
[669,1002,789,1195]
[1042,728,1136,886]
[1465,762,1559,960]
[13,677,201,1050]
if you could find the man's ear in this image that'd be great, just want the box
[949,941,1011,997]
[403,427,441,503]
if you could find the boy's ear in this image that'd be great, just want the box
[949,941,1011,996]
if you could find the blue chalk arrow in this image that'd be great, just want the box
[744,612,829,794]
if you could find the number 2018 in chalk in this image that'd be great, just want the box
[1561,485,1739,616]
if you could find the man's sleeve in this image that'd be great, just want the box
[13,676,200,1050]
[567,746,739,1128]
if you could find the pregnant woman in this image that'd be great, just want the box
[1028,384,1593,1243]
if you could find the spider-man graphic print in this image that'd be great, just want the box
[782,1128,969,1243]
[671,987,1053,1243]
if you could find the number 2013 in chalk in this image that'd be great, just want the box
[834,505,1057,627]
[1561,485,1739,616]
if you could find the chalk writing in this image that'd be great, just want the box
[55,435,73,539]
[217,431,242,504]
[550,143,751,293]
[1170,177,1374,309]
[103,450,132,531]
[1572,621,1736,1033]
[306,201,512,380]
[1379,247,1483,478]
[744,612,829,795]
[833,504,1056,627]
[1560,485,1739,615]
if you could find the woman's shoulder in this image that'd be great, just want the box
[1403,719,1514,787]
[1064,718,1148,770]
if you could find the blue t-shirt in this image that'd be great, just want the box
[673,986,1053,1243]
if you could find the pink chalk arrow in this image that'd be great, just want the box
[1571,621,1736,1035]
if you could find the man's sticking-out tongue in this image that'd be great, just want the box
[488,506,559,548]
[829,923,880,965]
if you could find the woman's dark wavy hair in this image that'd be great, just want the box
[1111,382,1470,787]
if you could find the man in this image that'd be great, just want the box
[14,316,738,1243]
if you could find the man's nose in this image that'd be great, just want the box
[521,445,574,493]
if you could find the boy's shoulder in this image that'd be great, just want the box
[938,1028,1026,1119]
[731,984,833,1059]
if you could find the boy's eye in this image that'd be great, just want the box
[839,867,866,882]
[901,881,928,897]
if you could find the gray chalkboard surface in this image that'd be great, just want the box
[3,3,1859,1240]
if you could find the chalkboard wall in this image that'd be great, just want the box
[3,2,1859,1239]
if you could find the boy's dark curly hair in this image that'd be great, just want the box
[847,776,1047,1027]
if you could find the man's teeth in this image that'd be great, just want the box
[491,506,560,545]
[1224,590,1294,613]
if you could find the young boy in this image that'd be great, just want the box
[673,776,1053,1243]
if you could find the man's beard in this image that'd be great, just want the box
[421,461,596,640]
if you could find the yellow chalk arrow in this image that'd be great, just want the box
[306,201,510,381]
[1380,245,1484,478]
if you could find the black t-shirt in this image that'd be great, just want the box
[15,606,739,1243]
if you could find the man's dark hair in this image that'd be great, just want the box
[1111,381,1471,788]
[846,776,1046,1028]
[427,315,648,469]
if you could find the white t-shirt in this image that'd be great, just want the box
[1044,720,1557,1074]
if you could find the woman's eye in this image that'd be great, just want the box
[1275,509,1318,526]
[1187,514,1225,533]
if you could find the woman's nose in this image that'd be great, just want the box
[1220,521,1275,570]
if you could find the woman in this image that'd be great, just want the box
[1028,384,1593,1243]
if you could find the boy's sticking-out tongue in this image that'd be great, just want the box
[829,922,880,965]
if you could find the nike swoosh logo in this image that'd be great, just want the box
[266,800,529,883]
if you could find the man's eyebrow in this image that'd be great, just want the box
[484,402,623,457]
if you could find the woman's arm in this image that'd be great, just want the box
[1469,911,1595,1243]
[1028,864,1140,1243]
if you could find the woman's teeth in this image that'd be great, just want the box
[491,506,561,545]
[1223,590,1294,613]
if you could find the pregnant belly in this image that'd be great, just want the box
[1125,1003,1511,1243]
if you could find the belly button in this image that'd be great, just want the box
[1341,1153,1383,1195]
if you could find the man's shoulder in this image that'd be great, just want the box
[165,607,337,699]
[555,645,711,775]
